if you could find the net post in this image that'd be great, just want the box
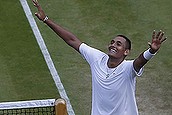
[54,98,67,115]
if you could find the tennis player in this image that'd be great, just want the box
[32,0,167,114]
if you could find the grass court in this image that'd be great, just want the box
[0,0,172,114]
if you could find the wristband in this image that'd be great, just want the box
[43,16,49,22]
[143,48,156,60]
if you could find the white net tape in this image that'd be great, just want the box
[0,99,55,110]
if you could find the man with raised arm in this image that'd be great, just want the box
[32,0,167,115]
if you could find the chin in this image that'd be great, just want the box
[107,53,117,58]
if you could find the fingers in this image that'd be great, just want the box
[32,0,37,6]
[32,0,42,11]
[153,30,167,43]
[32,0,43,12]
[152,30,156,39]
[155,30,162,39]
[32,0,46,21]
[148,42,151,47]
[32,0,39,7]
[160,37,167,43]
[35,12,39,17]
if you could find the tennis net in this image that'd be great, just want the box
[0,98,67,115]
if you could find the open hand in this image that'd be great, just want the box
[148,30,167,53]
[32,0,46,21]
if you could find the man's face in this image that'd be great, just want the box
[107,36,129,59]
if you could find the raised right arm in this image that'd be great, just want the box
[44,19,82,51]
[32,0,82,51]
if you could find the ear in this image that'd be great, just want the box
[124,49,130,56]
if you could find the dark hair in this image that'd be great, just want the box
[117,35,131,50]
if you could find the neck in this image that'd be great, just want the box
[107,57,124,68]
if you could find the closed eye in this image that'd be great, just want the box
[110,40,115,44]
[116,41,122,46]
[110,40,122,46]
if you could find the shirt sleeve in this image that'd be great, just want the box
[133,67,144,77]
[79,43,104,65]
[125,60,144,77]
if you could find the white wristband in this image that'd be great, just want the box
[43,16,49,22]
[143,48,156,60]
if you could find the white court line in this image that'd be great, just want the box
[19,0,75,114]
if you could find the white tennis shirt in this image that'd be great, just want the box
[79,43,143,115]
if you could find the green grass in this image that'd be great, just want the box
[0,0,172,114]
[0,1,58,101]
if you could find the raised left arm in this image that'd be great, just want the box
[133,30,167,72]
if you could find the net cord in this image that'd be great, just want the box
[0,99,55,110]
